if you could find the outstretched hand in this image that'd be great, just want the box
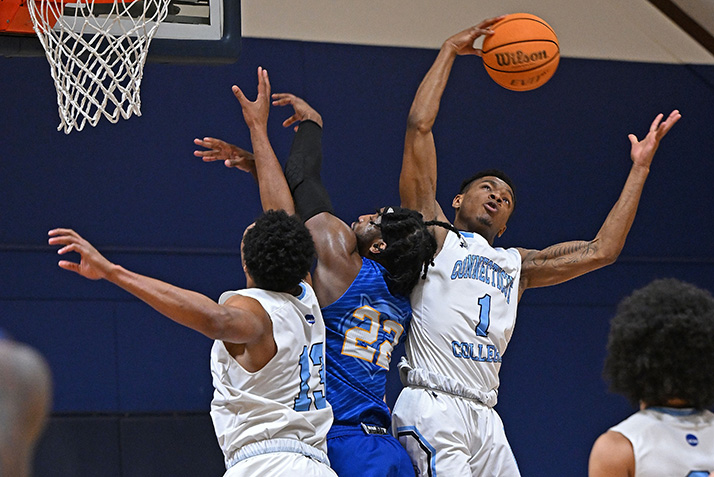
[629,109,681,169]
[193,137,256,173]
[48,229,113,280]
[444,15,507,57]
[232,66,271,130]
[272,93,323,131]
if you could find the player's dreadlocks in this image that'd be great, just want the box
[373,207,458,296]
[603,278,714,409]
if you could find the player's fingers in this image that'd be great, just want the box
[55,242,81,255]
[283,114,299,128]
[58,260,80,272]
[272,93,294,106]
[199,154,221,162]
[627,134,638,146]
[649,113,664,132]
[262,68,271,97]
[232,85,248,104]
[477,15,506,31]
[48,228,79,238]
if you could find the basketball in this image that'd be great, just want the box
[481,13,560,92]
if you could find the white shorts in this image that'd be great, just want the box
[392,386,520,477]
[224,451,337,477]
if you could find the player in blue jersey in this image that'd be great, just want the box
[196,93,444,476]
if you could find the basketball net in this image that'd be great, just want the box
[27,0,171,133]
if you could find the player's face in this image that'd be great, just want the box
[351,211,384,257]
[454,177,514,239]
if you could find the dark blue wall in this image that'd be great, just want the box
[2,37,713,475]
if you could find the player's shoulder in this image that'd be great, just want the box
[588,430,634,477]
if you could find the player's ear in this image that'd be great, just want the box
[369,240,386,256]
[452,194,463,209]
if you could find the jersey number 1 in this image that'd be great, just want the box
[475,294,491,337]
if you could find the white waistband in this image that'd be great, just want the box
[225,438,330,469]
[398,357,498,408]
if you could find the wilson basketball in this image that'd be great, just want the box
[481,13,560,92]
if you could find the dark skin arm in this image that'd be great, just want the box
[196,93,363,307]
[231,67,295,215]
[400,18,505,253]
[273,93,363,306]
[516,110,681,299]
[47,228,275,371]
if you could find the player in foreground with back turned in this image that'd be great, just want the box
[196,94,443,477]
[392,17,681,476]
[49,68,337,477]
[588,278,714,477]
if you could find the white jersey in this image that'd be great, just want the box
[404,230,521,407]
[610,407,714,477]
[210,282,334,470]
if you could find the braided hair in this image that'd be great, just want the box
[373,207,457,296]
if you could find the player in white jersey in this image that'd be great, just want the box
[589,278,714,477]
[393,17,681,476]
[214,283,333,476]
[49,68,337,477]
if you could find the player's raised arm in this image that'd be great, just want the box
[517,110,681,295]
[232,67,295,215]
[47,228,270,345]
[274,93,363,306]
[400,18,505,249]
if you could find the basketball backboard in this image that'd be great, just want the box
[0,0,240,64]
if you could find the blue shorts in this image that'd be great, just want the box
[327,424,415,477]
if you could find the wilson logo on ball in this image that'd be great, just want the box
[495,50,549,67]
[482,13,560,92]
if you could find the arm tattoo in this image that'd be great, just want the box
[524,240,598,269]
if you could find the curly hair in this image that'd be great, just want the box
[459,169,517,211]
[242,210,316,292]
[603,278,714,409]
[372,206,448,296]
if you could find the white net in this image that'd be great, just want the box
[27,0,171,133]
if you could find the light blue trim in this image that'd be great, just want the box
[396,425,437,476]
[648,406,700,417]
[296,282,307,301]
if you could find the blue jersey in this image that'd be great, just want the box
[322,258,412,428]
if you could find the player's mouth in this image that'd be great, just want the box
[484,201,499,214]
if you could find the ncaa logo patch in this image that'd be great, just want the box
[304,314,316,325]
[686,433,699,446]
